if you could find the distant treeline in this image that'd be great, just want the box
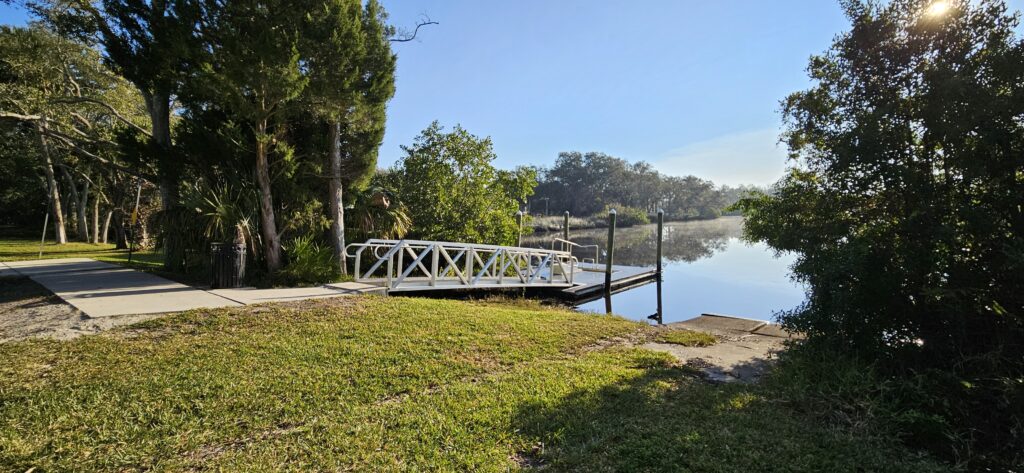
[530,152,763,220]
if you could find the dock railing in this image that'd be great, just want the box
[551,238,600,264]
[346,239,577,292]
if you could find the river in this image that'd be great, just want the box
[521,216,805,324]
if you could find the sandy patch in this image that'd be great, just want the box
[0,276,162,343]
[642,314,796,383]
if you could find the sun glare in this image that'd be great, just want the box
[925,1,951,17]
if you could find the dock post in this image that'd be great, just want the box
[563,211,570,243]
[656,209,664,325]
[516,210,523,247]
[604,209,616,314]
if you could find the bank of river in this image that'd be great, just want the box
[521,216,805,323]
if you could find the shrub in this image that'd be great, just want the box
[738,1,1024,467]
[597,204,649,227]
[278,235,340,286]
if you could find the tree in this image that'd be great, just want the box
[36,0,198,203]
[195,0,310,272]
[738,0,1024,466]
[386,122,536,245]
[303,0,396,275]
[32,0,202,267]
[0,25,149,244]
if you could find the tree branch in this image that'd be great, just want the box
[45,131,158,182]
[43,125,119,149]
[51,97,153,138]
[389,16,438,43]
[0,111,42,121]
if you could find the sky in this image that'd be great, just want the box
[3,1,1022,186]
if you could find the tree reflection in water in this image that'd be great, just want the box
[522,217,742,267]
[523,216,804,323]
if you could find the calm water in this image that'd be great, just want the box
[522,216,805,323]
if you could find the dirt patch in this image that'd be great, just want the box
[0,276,162,343]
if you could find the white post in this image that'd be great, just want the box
[430,244,439,287]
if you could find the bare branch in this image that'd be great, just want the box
[389,16,438,43]
[0,111,43,121]
[47,132,157,182]
[70,111,93,130]
[43,125,118,149]
[51,97,153,138]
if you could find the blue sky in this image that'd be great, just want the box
[4,1,1022,186]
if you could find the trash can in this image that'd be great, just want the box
[211,243,246,289]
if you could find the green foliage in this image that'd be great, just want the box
[0,122,45,226]
[738,0,1024,467]
[599,204,649,227]
[386,122,537,245]
[278,235,340,285]
[346,184,412,242]
[655,329,717,347]
[303,0,396,192]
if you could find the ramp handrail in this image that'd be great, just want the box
[345,239,578,291]
[551,238,600,264]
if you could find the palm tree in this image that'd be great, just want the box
[347,186,411,243]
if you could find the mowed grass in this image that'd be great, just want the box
[0,297,948,472]
[0,237,162,268]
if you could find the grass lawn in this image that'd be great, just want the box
[0,237,163,268]
[0,297,947,472]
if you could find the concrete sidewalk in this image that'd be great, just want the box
[1,258,382,318]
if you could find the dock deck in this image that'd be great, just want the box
[556,262,658,302]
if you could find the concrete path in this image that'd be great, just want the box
[643,313,796,383]
[1,258,382,318]
[2,258,242,317]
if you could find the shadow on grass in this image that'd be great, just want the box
[509,356,941,472]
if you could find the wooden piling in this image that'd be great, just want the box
[656,209,664,325]
[604,209,616,314]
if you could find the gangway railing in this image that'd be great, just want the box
[345,239,578,292]
[551,238,600,264]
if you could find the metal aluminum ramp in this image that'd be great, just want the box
[346,239,578,293]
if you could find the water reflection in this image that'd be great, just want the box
[524,217,741,266]
[522,217,805,323]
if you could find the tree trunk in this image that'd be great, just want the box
[114,211,129,249]
[255,121,282,272]
[35,122,67,244]
[62,188,72,231]
[102,210,113,244]
[145,91,182,270]
[144,91,177,209]
[329,121,347,275]
[79,180,91,242]
[61,167,87,241]
[92,197,100,244]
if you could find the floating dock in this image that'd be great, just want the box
[553,262,658,303]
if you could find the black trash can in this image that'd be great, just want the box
[211,243,246,289]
